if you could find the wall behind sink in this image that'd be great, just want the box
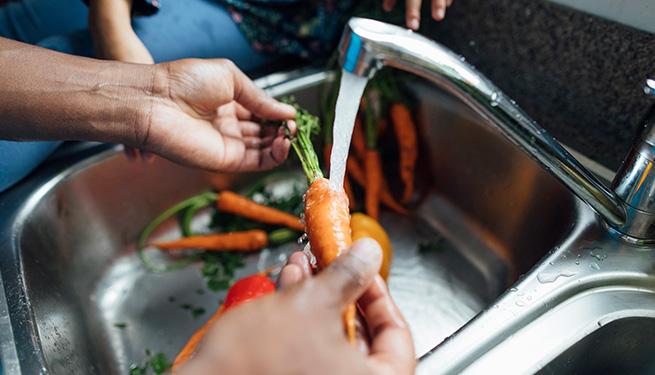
[423,0,655,170]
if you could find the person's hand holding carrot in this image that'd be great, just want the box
[178,239,415,375]
[383,0,455,30]
[140,58,297,172]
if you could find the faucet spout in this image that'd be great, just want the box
[338,17,632,237]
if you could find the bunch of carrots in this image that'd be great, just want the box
[323,70,418,220]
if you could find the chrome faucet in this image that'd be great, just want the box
[338,17,655,242]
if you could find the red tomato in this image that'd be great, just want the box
[223,274,275,311]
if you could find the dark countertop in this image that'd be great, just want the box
[424,0,655,170]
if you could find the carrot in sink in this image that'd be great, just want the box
[287,104,357,344]
[152,230,268,251]
[347,157,407,215]
[216,191,304,232]
[390,102,418,204]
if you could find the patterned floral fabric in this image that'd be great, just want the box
[125,0,357,59]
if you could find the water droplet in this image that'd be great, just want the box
[490,92,500,107]
[509,287,518,293]
[515,300,526,307]
[537,270,576,283]
[527,295,533,301]
[589,249,607,261]
[590,262,600,271]
[459,56,466,62]
[575,260,580,265]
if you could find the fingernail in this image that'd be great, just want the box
[436,9,445,19]
[350,238,382,269]
[278,102,296,115]
[409,18,419,30]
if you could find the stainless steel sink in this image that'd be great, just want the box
[0,69,650,374]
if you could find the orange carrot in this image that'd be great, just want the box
[153,230,268,251]
[347,158,407,215]
[217,191,304,231]
[390,103,418,204]
[173,305,225,370]
[304,178,352,268]
[364,150,382,220]
[288,106,357,343]
[304,178,356,342]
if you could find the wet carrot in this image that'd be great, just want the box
[153,230,268,251]
[217,191,304,231]
[364,150,382,220]
[347,158,408,215]
[173,305,225,371]
[390,103,418,204]
[287,105,357,344]
[304,178,356,342]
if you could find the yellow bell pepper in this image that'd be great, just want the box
[351,213,393,280]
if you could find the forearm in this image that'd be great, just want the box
[0,38,163,145]
[88,0,153,63]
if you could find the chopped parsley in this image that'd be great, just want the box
[113,322,127,329]
[129,351,170,375]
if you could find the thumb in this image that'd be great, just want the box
[312,238,383,308]
[229,64,296,121]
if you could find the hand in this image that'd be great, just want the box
[179,239,415,375]
[138,59,296,172]
[383,0,455,30]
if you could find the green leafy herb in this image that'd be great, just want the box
[282,97,323,183]
[191,307,206,319]
[113,322,127,329]
[130,351,170,375]
[200,252,245,292]
[179,303,193,310]
[150,352,170,374]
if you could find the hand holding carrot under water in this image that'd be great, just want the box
[176,240,415,375]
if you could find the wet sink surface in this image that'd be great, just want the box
[0,70,580,373]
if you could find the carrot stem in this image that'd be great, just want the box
[138,191,217,273]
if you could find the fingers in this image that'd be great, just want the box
[405,0,421,30]
[278,264,303,289]
[313,238,382,308]
[360,275,415,374]
[278,252,312,289]
[227,62,296,121]
[432,0,447,20]
[289,251,312,277]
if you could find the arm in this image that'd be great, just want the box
[88,0,154,63]
[0,38,296,171]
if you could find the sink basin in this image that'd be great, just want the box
[539,317,655,374]
[0,69,650,374]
